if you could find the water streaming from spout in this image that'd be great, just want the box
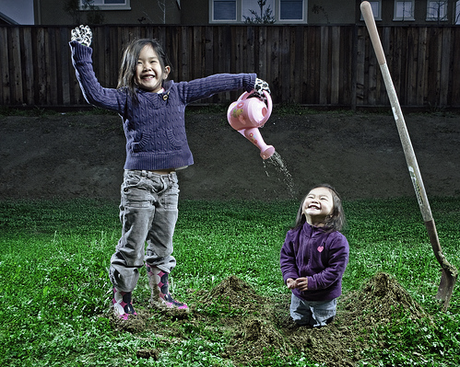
[263,151,296,198]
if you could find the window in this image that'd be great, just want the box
[360,1,382,21]
[213,0,237,21]
[79,0,131,10]
[426,1,448,21]
[242,0,274,20]
[456,1,460,24]
[211,0,307,23]
[280,0,304,21]
[394,1,415,20]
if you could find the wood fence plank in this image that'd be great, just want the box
[9,27,23,104]
[406,27,417,106]
[426,28,442,108]
[300,26,309,104]
[0,27,9,104]
[440,28,451,106]
[292,26,303,104]
[204,26,213,77]
[319,26,329,105]
[331,26,340,105]
[416,27,428,106]
[246,26,255,74]
[451,28,460,107]
[355,27,366,107]
[21,28,34,105]
[47,28,58,106]
[287,26,296,104]
[192,26,201,81]
[268,27,280,103]
[342,26,354,106]
[180,26,190,82]
[35,28,46,105]
[309,26,322,105]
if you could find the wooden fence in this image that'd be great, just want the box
[1,25,460,109]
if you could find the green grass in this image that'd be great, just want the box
[0,197,459,366]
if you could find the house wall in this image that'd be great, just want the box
[307,0,357,24]
[34,0,181,25]
[34,0,459,26]
[377,0,457,26]
[181,0,209,25]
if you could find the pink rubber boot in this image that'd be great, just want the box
[146,265,188,310]
[112,287,137,320]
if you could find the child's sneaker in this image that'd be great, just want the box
[146,264,188,310]
[112,287,137,320]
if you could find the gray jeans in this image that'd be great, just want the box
[290,293,337,327]
[109,170,179,292]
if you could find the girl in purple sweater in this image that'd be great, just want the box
[70,26,270,319]
[280,184,349,327]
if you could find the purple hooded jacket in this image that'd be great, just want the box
[280,222,349,302]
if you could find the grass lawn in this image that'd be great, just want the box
[0,197,459,366]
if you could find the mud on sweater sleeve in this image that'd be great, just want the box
[69,41,127,113]
[175,73,257,104]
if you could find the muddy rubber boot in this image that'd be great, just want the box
[146,264,188,310]
[112,287,137,320]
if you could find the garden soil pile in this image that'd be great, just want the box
[111,273,430,366]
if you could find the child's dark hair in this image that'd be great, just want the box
[293,184,346,232]
[117,38,172,97]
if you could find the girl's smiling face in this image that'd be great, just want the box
[135,44,170,93]
[302,187,334,226]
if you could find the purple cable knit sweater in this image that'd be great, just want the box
[69,41,257,170]
[280,222,349,302]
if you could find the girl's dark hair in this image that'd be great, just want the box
[117,38,172,97]
[293,184,346,232]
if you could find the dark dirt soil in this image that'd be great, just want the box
[1,110,460,201]
[111,273,431,366]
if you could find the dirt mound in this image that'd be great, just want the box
[107,273,431,366]
[341,272,430,324]
[201,274,266,310]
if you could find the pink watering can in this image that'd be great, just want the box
[227,90,275,160]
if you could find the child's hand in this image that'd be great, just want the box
[254,78,271,97]
[296,277,309,291]
[71,25,92,47]
[286,278,297,289]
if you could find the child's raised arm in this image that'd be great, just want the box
[69,25,127,113]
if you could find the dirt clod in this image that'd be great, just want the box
[136,348,159,360]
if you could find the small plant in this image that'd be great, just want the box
[312,4,330,24]
[64,0,105,25]
[243,0,276,24]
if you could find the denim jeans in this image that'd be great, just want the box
[290,293,337,327]
[109,170,179,292]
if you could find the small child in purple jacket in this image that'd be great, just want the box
[280,184,349,327]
